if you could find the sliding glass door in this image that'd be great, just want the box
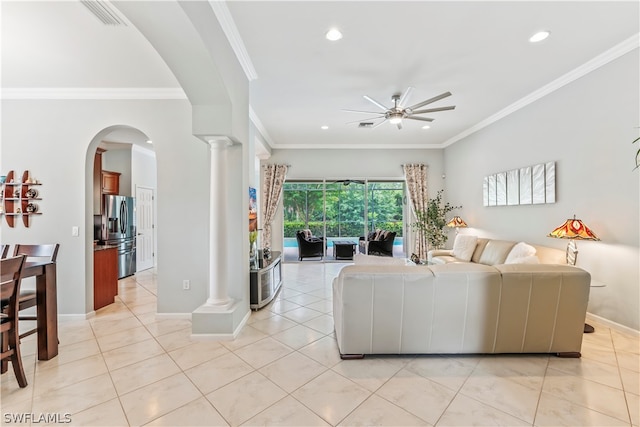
[282,180,405,262]
[325,181,365,258]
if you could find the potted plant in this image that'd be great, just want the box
[414,189,461,250]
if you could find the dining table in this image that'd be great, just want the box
[21,260,58,360]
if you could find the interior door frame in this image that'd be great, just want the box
[135,185,155,271]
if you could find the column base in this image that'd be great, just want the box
[191,300,249,339]
[204,297,234,310]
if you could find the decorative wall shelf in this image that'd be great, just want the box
[1,170,43,228]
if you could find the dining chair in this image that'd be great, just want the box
[9,244,60,340]
[0,255,28,387]
[1,244,9,259]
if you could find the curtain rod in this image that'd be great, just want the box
[261,164,291,168]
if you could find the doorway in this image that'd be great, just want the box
[136,186,155,271]
[282,179,406,262]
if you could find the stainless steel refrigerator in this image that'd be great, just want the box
[102,195,136,278]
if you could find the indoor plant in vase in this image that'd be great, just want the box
[414,189,461,252]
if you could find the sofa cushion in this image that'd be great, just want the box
[451,235,478,262]
[354,253,406,265]
[505,242,537,264]
[471,238,490,263]
[478,240,516,265]
[506,255,540,264]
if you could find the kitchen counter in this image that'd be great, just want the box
[94,244,118,251]
[94,245,118,310]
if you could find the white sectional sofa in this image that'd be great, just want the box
[332,258,591,359]
[428,236,567,266]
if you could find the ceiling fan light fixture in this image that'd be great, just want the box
[529,30,550,43]
[325,28,343,41]
[421,125,431,130]
[388,112,403,124]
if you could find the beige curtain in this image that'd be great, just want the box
[403,164,429,259]
[261,164,288,249]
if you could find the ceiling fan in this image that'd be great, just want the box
[343,87,455,130]
[332,179,365,186]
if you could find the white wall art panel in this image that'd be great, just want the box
[485,162,555,207]
[496,172,507,206]
[519,166,532,204]
[545,161,556,203]
[483,176,489,206]
[488,174,497,206]
[507,169,519,205]
[532,163,546,204]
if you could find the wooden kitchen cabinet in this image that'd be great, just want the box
[101,170,120,195]
[94,246,118,310]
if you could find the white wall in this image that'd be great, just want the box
[263,148,445,253]
[444,50,640,330]
[1,98,213,316]
[102,148,132,197]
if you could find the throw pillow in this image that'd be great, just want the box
[504,242,537,264]
[451,234,478,262]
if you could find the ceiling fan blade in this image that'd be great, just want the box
[363,95,389,111]
[410,105,456,114]
[406,116,434,122]
[396,122,403,130]
[407,91,452,111]
[372,118,388,129]
[341,109,386,115]
[398,87,414,107]
[345,116,385,125]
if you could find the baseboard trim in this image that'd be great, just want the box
[155,313,192,321]
[586,312,640,337]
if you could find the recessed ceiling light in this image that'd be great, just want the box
[422,125,431,130]
[325,28,343,41]
[529,30,550,43]
[146,140,153,144]
[321,125,329,130]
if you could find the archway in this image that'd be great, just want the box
[85,125,157,313]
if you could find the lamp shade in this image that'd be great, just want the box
[548,216,599,240]
[446,216,468,228]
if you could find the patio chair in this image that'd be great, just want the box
[296,230,324,261]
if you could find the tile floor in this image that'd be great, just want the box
[1,262,639,426]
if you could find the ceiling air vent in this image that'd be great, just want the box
[80,0,127,26]
[358,122,374,128]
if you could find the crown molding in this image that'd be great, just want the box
[208,1,258,81]
[249,106,277,149]
[269,143,442,150]
[442,33,640,148]
[1,87,188,100]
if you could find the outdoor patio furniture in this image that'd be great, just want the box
[296,230,324,261]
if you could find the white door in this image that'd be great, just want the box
[136,186,155,271]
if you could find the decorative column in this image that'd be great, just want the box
[205,139,233,309]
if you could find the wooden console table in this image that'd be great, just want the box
[250,251,282,310]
